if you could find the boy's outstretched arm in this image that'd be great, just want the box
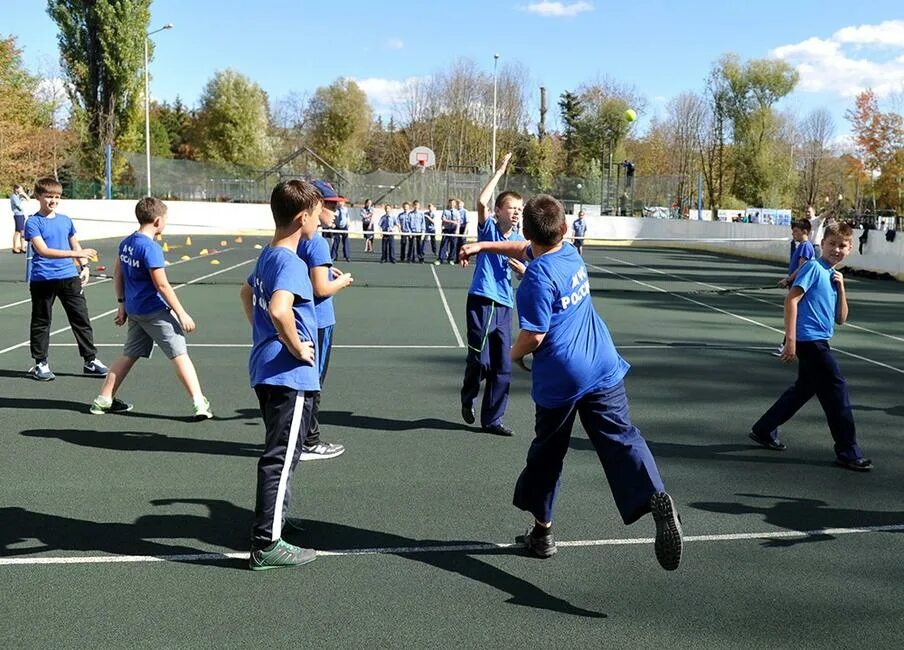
[29,235,97,261]
[781,288,803,363]
[476,152,512,226]
[150,267,195,332]
[459,239,530,266]
[511,329,546,372]
[310,265,353,298]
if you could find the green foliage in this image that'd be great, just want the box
[306,78,373,172]
[47,0,151,181]
[195,69,272,168]
[154,97,198,159]
[558,91,582,175]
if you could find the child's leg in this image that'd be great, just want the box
[303,325,333,448]
[97,355,139,398]
[752,345,818,440]
[810,343,863,460]
[479,306,512,427]
[513,401,578,523]
[29,280,56,362]
[577,382,666,525]
[171,354,204,400]
[57,276,98,362]
[461,295,492,410]
[251,385,314,548]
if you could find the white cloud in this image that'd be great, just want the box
[353,76,422,117]
[523,2,594,18]
[771,21,904,99]
[386,38,404,50]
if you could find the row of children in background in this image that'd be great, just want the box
[356,198,470,264]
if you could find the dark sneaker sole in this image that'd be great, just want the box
[516,530,557,558]
[650,492,683,571]
[28,374,55,382]
[748,431,786,451]
[835,457,873,472]
[461,405,476,425]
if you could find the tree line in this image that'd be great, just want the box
[1,0,902,215]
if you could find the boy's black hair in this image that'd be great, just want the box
[792,218,812,233]
[34,176,62,197]
[270,180,322,228]
[135,197,167,225]
[495,190,522,210]
[522,194,565,246]
[823,221,853,241]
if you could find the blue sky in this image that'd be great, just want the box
[7,1,904,139]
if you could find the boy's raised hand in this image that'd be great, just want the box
[497,152,513,173]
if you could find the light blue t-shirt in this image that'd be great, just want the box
[119,232,168,316]
[335,206,349,228]
[793,258,838,341]
[441,209,459,233]
[572,218,587,238]
[424,210,436,233]
[379,213,397,232]
[247,246,320,391]
[467,218,524,308]
[296,233,335,328]
[409,211,425,233]
[24,213,78,281]
[10,194,25,215]
[788,240,815,275]
[517,243,629,408]
[398,211,411,232]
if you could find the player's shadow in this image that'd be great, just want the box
[20,428,262,457]
[0,499,605,617]
[0,395,89,414]
[690,492,904,547]
[318,410,473,433]
[0,368,102,381]
[851,404,904,417]
[569,437,832,468]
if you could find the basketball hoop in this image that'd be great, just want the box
[417,157,427,174]
[409,146,436,174]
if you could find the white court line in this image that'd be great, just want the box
[49,343,463,349]
[0,277,113,312]
[591,257,904,376]
[431,265,465,348]
[0,256,254,357]
[2,522,902,567]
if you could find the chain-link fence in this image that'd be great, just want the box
[66,151,693,214]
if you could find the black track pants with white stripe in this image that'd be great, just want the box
[251,385,316,547]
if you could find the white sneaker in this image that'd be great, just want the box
[193,397,213,420]
[28,361,55,381]
[83,359,109,377]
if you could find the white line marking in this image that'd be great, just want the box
[48,343,463,349]
[0,277,113,311]
[592,256,904,376]
[0,255,254,357]
[431,265,465,348]
[2,523,902,566]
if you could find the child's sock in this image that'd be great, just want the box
[94,395,112,408]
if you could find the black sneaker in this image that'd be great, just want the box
[483,423,514,437]
[748,431,786,451]
[83,359,110,377]
[461,404,476,425]
[650,492,683,571]
[517,525,557,558]
[835,457,873,472]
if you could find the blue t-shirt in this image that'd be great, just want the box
[398,211,411,232]
[24,213,78,281]
[119,232,169,316]
[379,213,397,232]
[247,246,320,391]
[467,218,524,308]
[788,240,815,275]
[10,194,25,215]
[424,210,436,233]
[441,209,459,233]
[296,233,335,328]
[335,206,349,228]
[517,243,629,408]
[793,258,838,341]
[572,219,587,238]
[409,211,425,233]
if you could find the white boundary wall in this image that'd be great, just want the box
[3,199,903,280]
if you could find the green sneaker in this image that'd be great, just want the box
[249,538,316,571]
[89,397,133,415]
[193,397,213,421]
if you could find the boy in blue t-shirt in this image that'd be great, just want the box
[408,200,425,263]
[24,176,108,381]
[296,180,354,461]
[469,194,683,569]
[10,184,28,254]
[439,198,460,264]
[398,202,411,263]
[750,222,872,471]
[89,198,212,419]
[773,218,816,356]
[571,210,587,256]
[379,205,398,263]
[240,180,322,570]
[460,153,523,437]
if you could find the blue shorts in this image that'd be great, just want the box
[13,214,25,232]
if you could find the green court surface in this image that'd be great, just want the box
[1,235,902,648]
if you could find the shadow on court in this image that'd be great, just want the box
[319,410,473,433]
[852,404,904,417]
[20,428,263,457]
[689,493,904,547]
[0,395,90,414]
[0,499,606,618]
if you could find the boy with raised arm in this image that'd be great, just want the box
[459,153,523,437]
[240,180,322,570]
[90,197,212,419]
[750,222,872,471]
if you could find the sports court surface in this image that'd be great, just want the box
[1,233,902,648]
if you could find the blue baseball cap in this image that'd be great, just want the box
[311,179,345,203]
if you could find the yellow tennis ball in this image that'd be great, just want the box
[625,109,637,122]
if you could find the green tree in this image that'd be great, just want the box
[305,78,373,171]
[558,91,582,175]
[47,0,151,181]
[194,69,272,167]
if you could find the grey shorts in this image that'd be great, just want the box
[124,309,187,359]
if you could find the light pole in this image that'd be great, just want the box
[576,183,583,213]
[492,53,499,171]
[145,23,173,197]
